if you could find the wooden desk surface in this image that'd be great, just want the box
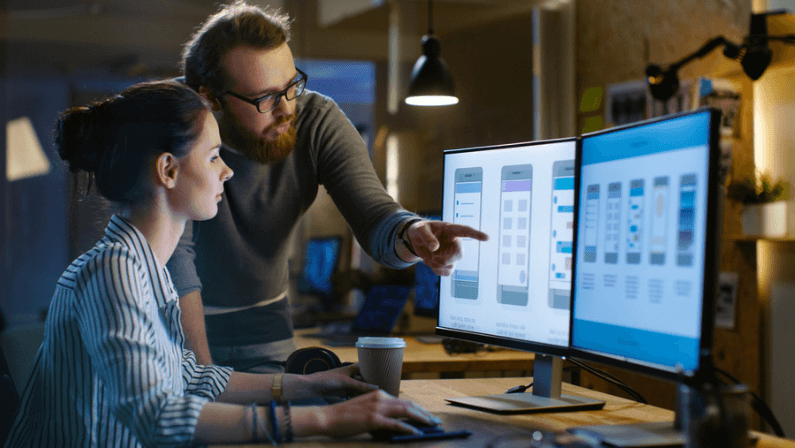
[294,328,536,375]
[220,377,794,448]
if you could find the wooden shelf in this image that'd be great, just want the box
[725,236,795,243]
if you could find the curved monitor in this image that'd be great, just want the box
[570,108,721,382]
[437,139,604,413]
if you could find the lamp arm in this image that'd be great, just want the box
[670,36,729,71]
[767,35,795,43]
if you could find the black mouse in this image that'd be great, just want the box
[369,422,443,441]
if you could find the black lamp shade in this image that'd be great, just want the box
[405,35,458,106]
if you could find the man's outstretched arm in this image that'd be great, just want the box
[180,290,213,365]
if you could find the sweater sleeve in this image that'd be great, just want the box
[75,245,209,447]
[307,95,419,269]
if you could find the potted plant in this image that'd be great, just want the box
[726,170,791,237]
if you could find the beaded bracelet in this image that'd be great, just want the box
[249,402,259,443]
[269,400,281,443]
[282,402,294,443]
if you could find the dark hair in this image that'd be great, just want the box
[55,80,210,205]
[182,1,291,96]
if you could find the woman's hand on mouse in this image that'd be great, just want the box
[291,390,442,439]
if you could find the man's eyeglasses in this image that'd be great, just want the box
[224,68,308,113]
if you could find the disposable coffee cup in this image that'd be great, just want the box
[355,337,406,397]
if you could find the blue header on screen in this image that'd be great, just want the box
[455,182,482,193]
[581,111,711,166]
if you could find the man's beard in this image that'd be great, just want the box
[217,109,297,165]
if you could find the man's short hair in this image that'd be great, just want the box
[182,1,291,96]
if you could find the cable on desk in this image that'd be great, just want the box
[506,382,533,394]
[713,367,785,438]
[567,358,648,404]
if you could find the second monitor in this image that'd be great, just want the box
[437,138,604,413]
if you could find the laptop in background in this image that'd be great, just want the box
[296,236,342,307]
[306,285,412,347]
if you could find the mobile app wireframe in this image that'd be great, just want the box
[548,160,574,310]
[677,174,697,267]
[626,179,645,264]
[604,182,622,264]
[650,176,670,265]
[584,184,600,263]
[497,164,533,306]
[452,167,483,299]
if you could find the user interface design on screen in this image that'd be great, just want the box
[439,140,576,349]
[572,110,715,376]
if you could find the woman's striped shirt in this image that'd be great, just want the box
[5,215,233,448]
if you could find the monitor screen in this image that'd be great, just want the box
[437,139,605,413]
[414,214,441,318]
[571,108,720,380]
[437,139,576,356]
[297,237,342,297]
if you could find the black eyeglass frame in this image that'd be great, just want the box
[224,68,308,113]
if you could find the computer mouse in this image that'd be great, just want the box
[370,422,472,443]
[369,422,442,441]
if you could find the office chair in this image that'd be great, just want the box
[0,342,20,445]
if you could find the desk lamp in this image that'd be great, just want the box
[646,10,795,102]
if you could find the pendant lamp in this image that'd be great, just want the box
[405,0,458,106]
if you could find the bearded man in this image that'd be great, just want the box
[168,1,487,372]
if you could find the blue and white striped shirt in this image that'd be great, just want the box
[5,215,233,448]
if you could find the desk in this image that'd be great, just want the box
[294,328,536,376]
[222,377,795,448]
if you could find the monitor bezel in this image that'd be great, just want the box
[569,108,721,383]
[296,235,344,296]
[434,137,578,359]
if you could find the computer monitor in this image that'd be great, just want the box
[437,138,605,413]
[297,236,342,303]
[414,214,441,318]
[568,108,721,445]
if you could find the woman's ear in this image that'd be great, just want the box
[155,152,179,189]
[198,86,222,111]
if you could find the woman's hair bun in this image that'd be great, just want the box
[54,102,113,173]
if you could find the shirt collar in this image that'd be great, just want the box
[104,215,178,307]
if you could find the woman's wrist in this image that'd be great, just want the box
[280,373,309,402]
[291,406,327,438]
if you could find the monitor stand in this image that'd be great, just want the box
[445,354,606,413]
[567,384,691,447]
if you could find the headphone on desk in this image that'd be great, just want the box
[283,347,345,374]
[232,347,346,374]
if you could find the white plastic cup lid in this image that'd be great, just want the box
[355,337,406,348]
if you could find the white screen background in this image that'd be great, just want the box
[439,142,575,347]
[574,146,708,339]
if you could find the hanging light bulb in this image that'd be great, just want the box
[405,0,458,106]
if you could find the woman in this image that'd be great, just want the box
[5,80,439,447]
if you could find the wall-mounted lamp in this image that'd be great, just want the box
[405,0,459,106]
[6,117,51,182]
[646,10,795,102]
